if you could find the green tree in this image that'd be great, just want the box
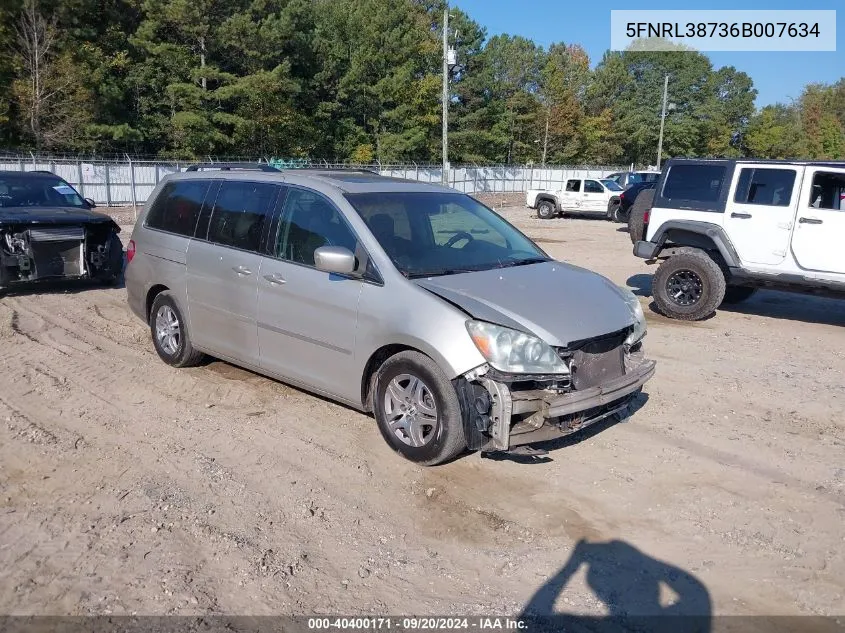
[744,104,806,159]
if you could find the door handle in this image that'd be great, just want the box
[731,212,752,219]
[232,265,252,276]
[798,217,823,225]
[263,273,286,285]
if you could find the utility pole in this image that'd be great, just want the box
[541,110,550,167]
[656,74,669,170]
[441,6,449,184]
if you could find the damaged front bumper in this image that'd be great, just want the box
[0,223,121,288]
[457,346,656,453]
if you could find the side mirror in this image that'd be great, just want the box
[84,198,96,208]
[314,246,356,275]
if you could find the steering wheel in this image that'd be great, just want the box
[444,231,474,248]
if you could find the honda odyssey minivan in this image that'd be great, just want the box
[125,164,655,465]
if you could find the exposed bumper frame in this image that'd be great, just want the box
[546,358,656,418]
[471,352,656,452]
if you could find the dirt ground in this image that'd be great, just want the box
[0,205,843,621]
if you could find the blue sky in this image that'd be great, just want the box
[453,0,844,107]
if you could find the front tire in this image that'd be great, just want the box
[102,233,124,286]
[373,351,466,465]
[149,292,205,367]
[537,200,555,220]
[652,249,726,321]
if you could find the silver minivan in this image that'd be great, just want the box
[125,164,655,465]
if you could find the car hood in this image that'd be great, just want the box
[413,261,634,347]
[0,206,116,226]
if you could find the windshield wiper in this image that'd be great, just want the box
[497,257,548,269]
[408,268,476,279]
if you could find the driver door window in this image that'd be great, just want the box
[274,187,358,266]
[584,180,604,194]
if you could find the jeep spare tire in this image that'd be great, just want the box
[628,189,655,244]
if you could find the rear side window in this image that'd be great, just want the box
[734,168,795,207]
[145,180,211,236]
[809,172,845,210]
[565,180,581,192]
[207,181,280,252]
[663,165,725,203]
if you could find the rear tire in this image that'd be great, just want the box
[537,200,556,220]
[628,189,655,244]
[606,200,621,222]
[373,351,466,466]
[652,249,726,321]
[149,292,205,367]
[722,286,757,304]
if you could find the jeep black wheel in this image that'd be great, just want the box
[537,200,555,220]
[653,249,726,321]
[722,286,757,304]
[628,189,655,244]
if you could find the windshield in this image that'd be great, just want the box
[0,173,87,209]
[601,179,623,191]
[630,172,660,184]
[345,192,549,278]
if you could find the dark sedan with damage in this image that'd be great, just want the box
[0,171,123,292]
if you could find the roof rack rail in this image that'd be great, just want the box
[184,162,281,172]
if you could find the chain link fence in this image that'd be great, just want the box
[0,153,632,207]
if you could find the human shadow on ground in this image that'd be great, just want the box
[519,538,712,633]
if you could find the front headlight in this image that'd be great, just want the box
[620,287,647,346]
[466,320,569,374]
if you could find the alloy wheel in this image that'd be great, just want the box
[155,305,181,356]
[666,270,704,306]
[383,373,438,447]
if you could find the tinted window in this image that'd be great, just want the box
[274,188,357,266]
[734,168,795,207]
[808,172,845,211]
[601,179,623,191]
[345,192,547,278]
[207,181,279,252]
[565,180,581,192]
[584,180,604,193]
[663,165,725,203]
[145,180,211,236]
[0,173,87,209]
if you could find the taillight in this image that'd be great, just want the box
[643,210,650,224]
[126,239,136,264]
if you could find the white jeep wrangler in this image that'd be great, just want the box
[527,177,623,220]
[631,158,845,321]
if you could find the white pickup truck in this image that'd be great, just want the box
[526,177,624,220]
